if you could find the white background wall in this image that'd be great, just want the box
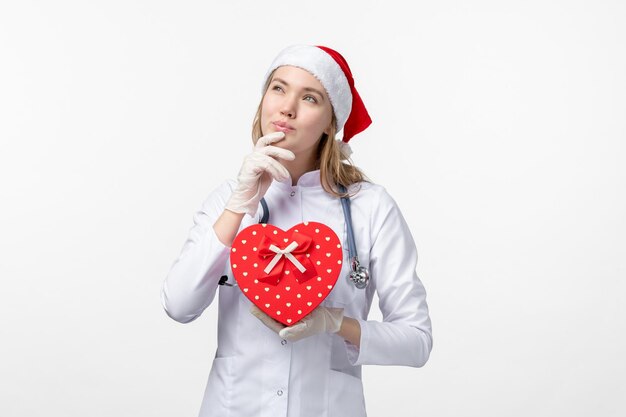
[1,1,624,416]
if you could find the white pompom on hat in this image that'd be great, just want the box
[261,44,372,144]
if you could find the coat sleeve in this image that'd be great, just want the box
[345,187,433,367]
[160,180,235,324]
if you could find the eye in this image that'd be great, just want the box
[304,95,318,103]
[272,85,284,92]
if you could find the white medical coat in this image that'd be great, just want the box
[161,169,432,417]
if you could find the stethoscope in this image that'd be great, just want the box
[258,184,370,289]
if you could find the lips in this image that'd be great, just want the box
[273,121,295,132]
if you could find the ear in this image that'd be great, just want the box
[323,111,335,136]
[323,121,332,135]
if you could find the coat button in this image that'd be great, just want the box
[277,389,283,396]
[290,191,296,197]
[281,339,287,345]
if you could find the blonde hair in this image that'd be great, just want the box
[251,70,369,198]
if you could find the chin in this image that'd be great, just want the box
[276,141,294,151]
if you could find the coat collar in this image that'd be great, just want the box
[274,169,322,190]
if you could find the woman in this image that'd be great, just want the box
[161,44,433,417]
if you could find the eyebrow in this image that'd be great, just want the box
[271,77,326,102]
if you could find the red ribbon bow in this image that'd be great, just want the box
[256,231,317,285]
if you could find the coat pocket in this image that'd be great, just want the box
[198,356,233,417]
[327,369,367,417]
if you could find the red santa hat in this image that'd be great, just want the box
[261,44,372,144]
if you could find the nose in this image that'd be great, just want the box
[280,96,297,118]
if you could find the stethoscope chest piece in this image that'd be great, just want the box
[349,257,369,289]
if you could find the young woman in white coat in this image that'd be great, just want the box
[161,44,433,417]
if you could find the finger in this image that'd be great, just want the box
[254,154,290,181]
[250,304,271,320]
[280,322,305,336]
[267,320,286,334]
[262,316,285,334]
[259,145,295,161]
[278,328,292,339]
[279,325,304,341]
[255,132,285,148]
[250,304,285,332]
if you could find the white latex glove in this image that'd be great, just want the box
[280,306,344,342]
[250,304,285,334]
[225,132,295,217]
[250,304,344,342]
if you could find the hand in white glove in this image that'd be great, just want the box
[250,303,344,342]
[280,306,344,342]
[225,132,295,217]
[250,304,285,334]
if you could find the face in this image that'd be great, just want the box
[260,65,333,156]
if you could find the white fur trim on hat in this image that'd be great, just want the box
[336,139,353,160]
[261,45,353,133]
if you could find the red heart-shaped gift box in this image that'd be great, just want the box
[230,221,342,326]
